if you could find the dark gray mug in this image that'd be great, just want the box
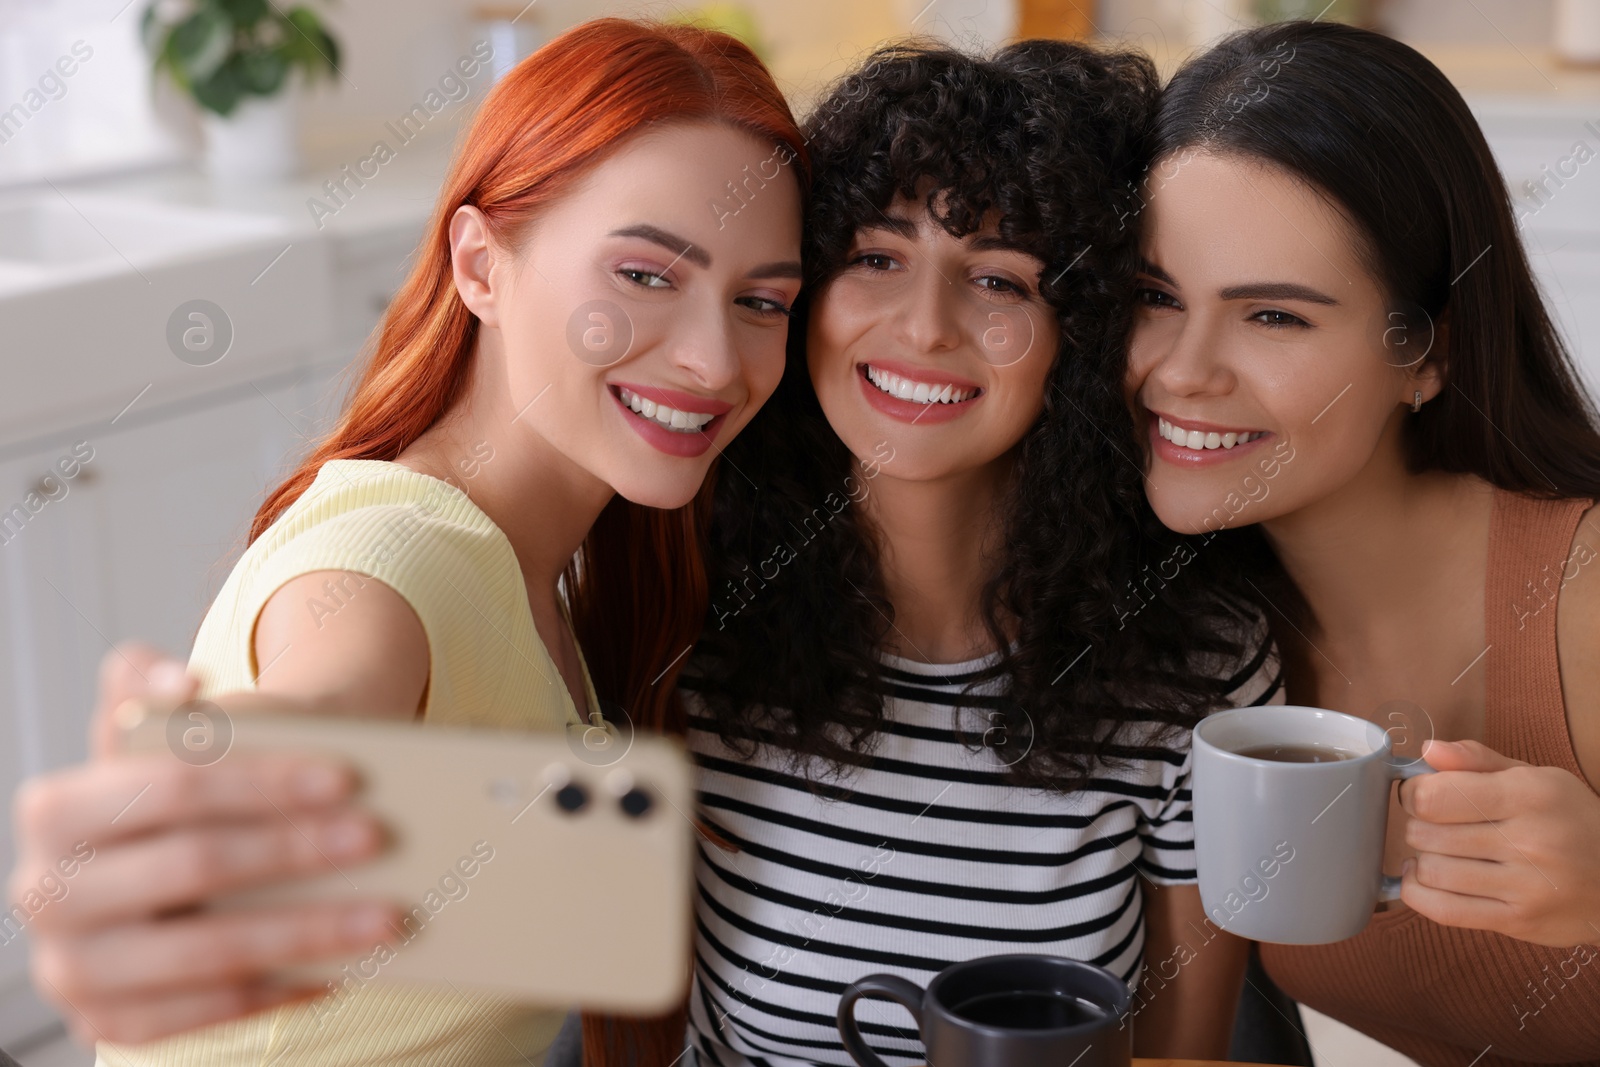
[836,954,1132,1067]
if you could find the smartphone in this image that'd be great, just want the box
[116,698,694,1014]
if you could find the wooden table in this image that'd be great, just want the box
[918,1061,1284,1066]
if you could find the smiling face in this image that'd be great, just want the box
[456,121,803,510]
[807,195,1060,484]
[1126,150,1442,535]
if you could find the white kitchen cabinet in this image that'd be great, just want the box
[0,373,327,762]
[0,451,35,1008]
[0,363,350,1045]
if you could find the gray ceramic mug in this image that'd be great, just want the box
[1192,705,1436,944]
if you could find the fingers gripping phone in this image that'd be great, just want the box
[116,699,694,1014]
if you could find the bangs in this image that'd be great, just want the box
[797,40,1158,310]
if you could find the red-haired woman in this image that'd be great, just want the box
[7,18,804,1067]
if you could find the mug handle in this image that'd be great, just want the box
[837,974,925,1067]
[1378,757,1438,901]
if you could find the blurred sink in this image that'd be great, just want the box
[0,189,332,447]
[0,194,289,294]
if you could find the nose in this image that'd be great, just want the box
[667,298,743,392]
[1144,312,1234,400]
[894,269,962,354]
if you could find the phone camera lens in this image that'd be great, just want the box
[555,783,589,813]
[619,787,653,818]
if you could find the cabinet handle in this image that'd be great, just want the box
[31,468,96,495]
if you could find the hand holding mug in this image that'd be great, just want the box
[1399,738,1600,948]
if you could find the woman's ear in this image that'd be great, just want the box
[450,205,499,328]
[1411,305,1449,405]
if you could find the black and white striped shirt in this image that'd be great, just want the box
[681,646,1281,1067]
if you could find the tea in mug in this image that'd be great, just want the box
[1233,742,1360,763]
[952,990,1108,1029]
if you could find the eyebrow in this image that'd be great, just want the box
[747,260,804,280]
[1140,259,1340,306]
[609,225,710,269]
[859,218,1035,261]
[610,224,800,281]
[1218,282,1340,306]
[968,234,1034,257]
[857,215,920,239]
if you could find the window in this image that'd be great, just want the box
[0,0,186,187]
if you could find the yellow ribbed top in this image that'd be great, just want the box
[97,459,586,1067]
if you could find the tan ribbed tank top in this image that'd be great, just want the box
[1261,490,1600,1066]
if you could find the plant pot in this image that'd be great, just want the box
[200,87,300,182]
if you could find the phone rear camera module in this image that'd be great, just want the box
[619,787,654,819]
[555,783,589,813]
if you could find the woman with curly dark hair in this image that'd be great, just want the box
[678,39,1282,1066]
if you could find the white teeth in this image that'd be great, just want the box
[1157,417,1263,452]
[863,365,976,405]
[617,388,716,433]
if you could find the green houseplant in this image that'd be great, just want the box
[141,0,342,178]
[142,0,341,116]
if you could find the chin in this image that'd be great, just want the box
[1144,489,1220,537]
[613,474,707,511]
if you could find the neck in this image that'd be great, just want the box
[1259,415,1489,643]
[862,456,1011,664]
[398,338,614,601]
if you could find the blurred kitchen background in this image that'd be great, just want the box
[0,0,1596,1063]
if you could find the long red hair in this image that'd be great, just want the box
[249,18,807,1066]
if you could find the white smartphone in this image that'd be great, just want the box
[116,697,694,1014]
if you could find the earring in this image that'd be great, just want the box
[1412,390,1423,413]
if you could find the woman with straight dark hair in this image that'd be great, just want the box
[1126,19,1600,1065]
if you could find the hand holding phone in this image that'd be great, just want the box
[116,697,695,1014]
[8,647,393,1046]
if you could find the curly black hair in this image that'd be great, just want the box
[690,39,1267,791]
